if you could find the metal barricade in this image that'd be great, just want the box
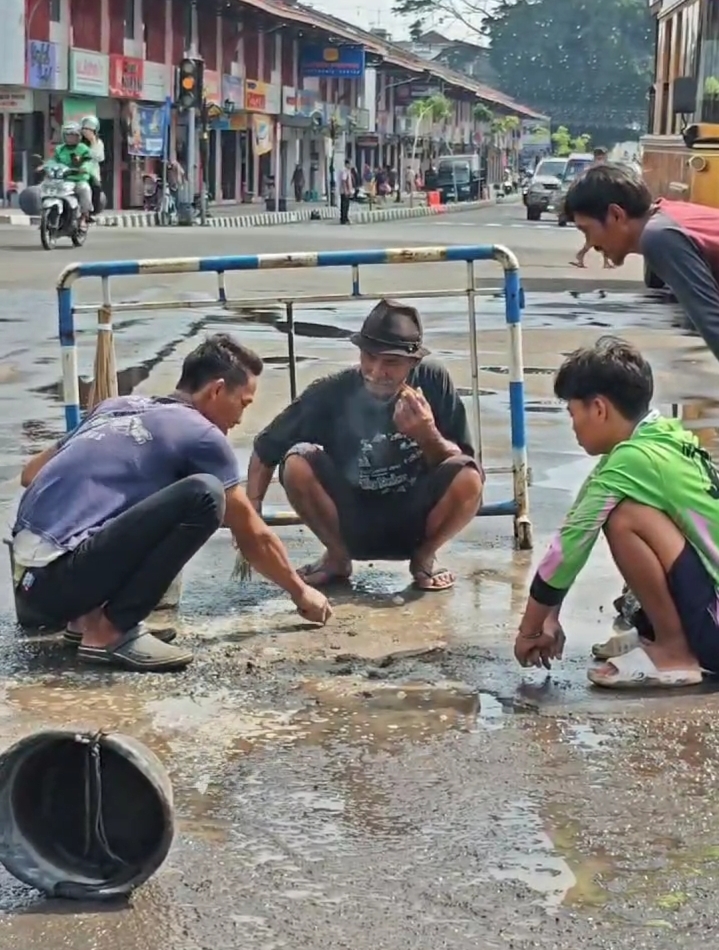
[56,245,532,548]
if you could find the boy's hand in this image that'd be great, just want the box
[514,617,565,670]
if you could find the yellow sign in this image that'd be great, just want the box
[323,48,340,62]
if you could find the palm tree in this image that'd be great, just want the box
[408,93,452,204]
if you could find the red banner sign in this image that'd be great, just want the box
[109,55,143,99]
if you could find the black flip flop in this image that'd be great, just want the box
[77,626,192,672]
[64,625,177,646]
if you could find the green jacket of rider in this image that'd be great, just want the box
[53,142,93,182]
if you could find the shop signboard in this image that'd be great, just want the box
[69,49,109,97]
[281,86,297,116]
[27,40,59,90]
[63,96,95,125]
[252,113,273,155]
[109,55,145,99]
[203,69,221,105]
[296,89,319,117]
[351,108,371,131]
[0,88,34,112]
[221,75,244,111]
[127,99,171,157]
[299,45,365,80]
[245,79,280,115]
[109,55,143,99]
[142,61,169,102]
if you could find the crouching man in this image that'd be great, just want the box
[246,300,485,590]
[513,336,719,689]
[12,334,330,672]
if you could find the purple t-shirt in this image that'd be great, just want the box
[14,395,240,551]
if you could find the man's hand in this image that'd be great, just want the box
[514,616,566,670]
[293,584,332,625]
[393,386,435,441]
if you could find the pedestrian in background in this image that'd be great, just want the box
[339,159,353,224]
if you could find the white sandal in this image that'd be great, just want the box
[591,629,639,660]
[588,646,703,690]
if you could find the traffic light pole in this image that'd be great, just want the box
[187,0,198,227]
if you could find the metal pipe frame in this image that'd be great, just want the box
[56,245,532,548]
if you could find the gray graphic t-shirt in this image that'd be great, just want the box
[14,395,239,552]
[253,360,473,495]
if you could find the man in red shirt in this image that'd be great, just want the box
[563,163,719,361]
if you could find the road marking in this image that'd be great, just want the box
[422,221,576,232]
[424,220,576,231]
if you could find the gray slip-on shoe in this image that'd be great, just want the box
[77,626,192,672]
[64,625,177,646]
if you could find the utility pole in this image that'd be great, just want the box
[187,0,198,223]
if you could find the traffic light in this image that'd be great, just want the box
[176,57,203,111]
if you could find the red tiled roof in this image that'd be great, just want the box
[235,0,548,120]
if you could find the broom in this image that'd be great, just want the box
[231,509,303,582]
[87,305,118,410]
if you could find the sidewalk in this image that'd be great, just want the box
[0,193,519,230]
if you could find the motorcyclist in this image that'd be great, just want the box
[53,122,93,227]
[80,115,105,220]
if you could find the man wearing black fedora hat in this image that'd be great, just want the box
[247,299,484,590]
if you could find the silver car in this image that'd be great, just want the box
[549,153,594,225]
[525,157,568,221]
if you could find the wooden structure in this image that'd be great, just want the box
[642,0,705,198]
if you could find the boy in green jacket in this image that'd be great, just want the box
[513,336,719,690]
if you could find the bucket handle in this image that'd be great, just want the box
[53,732,132,900]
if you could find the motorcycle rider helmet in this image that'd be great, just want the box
[80,115,100,134]
[61,122,81,145]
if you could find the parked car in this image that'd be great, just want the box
[525,157,568,221]
[549,153,595,225]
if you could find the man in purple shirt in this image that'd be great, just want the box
[13,334,331,672]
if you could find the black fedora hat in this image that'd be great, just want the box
[350,299,429,359]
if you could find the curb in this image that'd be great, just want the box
[0,196,517,231]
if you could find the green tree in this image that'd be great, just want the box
[551,125,591,156]
[473,102,494,124]
[408,94,453,203]
[393,0,654,132]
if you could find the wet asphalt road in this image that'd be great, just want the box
[2,202,719,948]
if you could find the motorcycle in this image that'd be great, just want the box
[38,161,87,250]
[142,172,181,225]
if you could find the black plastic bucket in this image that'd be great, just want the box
[0,730,174,900]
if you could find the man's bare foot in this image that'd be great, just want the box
[410,555,455,591]
[298,552,352,587]
[66,608,103,636]
[638,639,701,673]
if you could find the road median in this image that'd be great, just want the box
[0,195,519,231]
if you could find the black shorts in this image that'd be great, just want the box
[280,444,480,560]
[638,542,719,672]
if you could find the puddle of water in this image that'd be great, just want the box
[483,799,613,910]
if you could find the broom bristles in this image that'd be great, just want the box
[88,306,118,410]
[232,548,253,582]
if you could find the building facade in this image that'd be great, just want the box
[0,0,544,209]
